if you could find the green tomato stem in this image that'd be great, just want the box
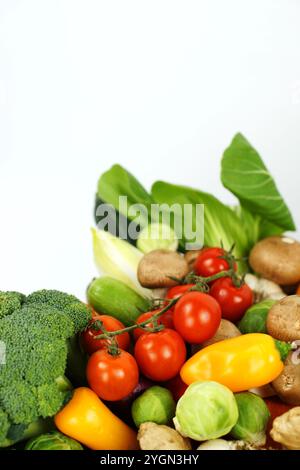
[274,340,292,362]
[94,297,178,340]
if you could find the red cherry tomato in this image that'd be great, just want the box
[173,291,221,343]
[210,277,253,322]
[163,375,188,402]
[86,349,139,401]
[194,247,236,278]
[133,309,174,341]
[81,315,130,355]
[166,284,195,306]
[134,329,186,382]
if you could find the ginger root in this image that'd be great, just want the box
[138,422,192,450]
[270,407,300,450]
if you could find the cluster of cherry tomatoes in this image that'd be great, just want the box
[80,247,253,403]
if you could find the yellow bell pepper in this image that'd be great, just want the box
[180,333,289,392]
[54,387,138,450]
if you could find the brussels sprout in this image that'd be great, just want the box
[137,223,178,254]
[131,386,176,427]
[25,431,83,450]
[230,392,270,446]
[174,381,238,441]
[238,299,275,334]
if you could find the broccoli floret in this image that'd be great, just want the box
[16,303,74,340]
[63,301,92,333]
[37,381,71,418]
[0,320,29,384]
[0,291,25,319]
[25,290,92,334]
[25,340,68,386]
[0,409,10,443]
[26,290,79,309]
[0,383,39,425]
[0,289,91,447]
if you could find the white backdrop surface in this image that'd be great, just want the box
[0,0,299,299]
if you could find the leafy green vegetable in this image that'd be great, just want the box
[131,386,176,427]
[25,431,83,450]
[92,227,151,297]
[97,164,155,228]
[95,133,295,264]
[230,392,270,445]
[151,181,249,263]
[0,290,91,448]
[233,205,261,250]
[95,195,138,246]
[238,299,276,334]
[222,133,295,231]
[174,381,238,441]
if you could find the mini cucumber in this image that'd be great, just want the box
[87,276,151,326]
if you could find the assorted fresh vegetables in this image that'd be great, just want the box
[2,133,300,451]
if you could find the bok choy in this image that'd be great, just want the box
[94,133,296,267]
[91,228,151,298]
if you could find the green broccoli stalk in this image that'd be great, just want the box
[0,290,92,448]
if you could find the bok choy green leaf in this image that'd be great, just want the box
[97,164,155,228]
[221,133,295,231]
[151,181,250,261]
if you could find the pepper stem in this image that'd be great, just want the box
[275,340,292,362]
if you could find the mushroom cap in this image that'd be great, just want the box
[137,249,189,288]
[191,319,241,355]
[202,319,241,347]
[249,236,300,286]
[266,295,300,341]
[272,352,300,406]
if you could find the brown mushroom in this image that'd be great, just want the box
[249,236,300,286]
[266,295,300,341]
[190,319,241,355]
[137,249,189,288]
[272,352,300,405]
[202,319,241,347]
[184,250,202,271]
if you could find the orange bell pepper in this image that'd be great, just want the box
[55,387,138,450]
[180,333,289,392]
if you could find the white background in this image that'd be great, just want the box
[0,0,300,300]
